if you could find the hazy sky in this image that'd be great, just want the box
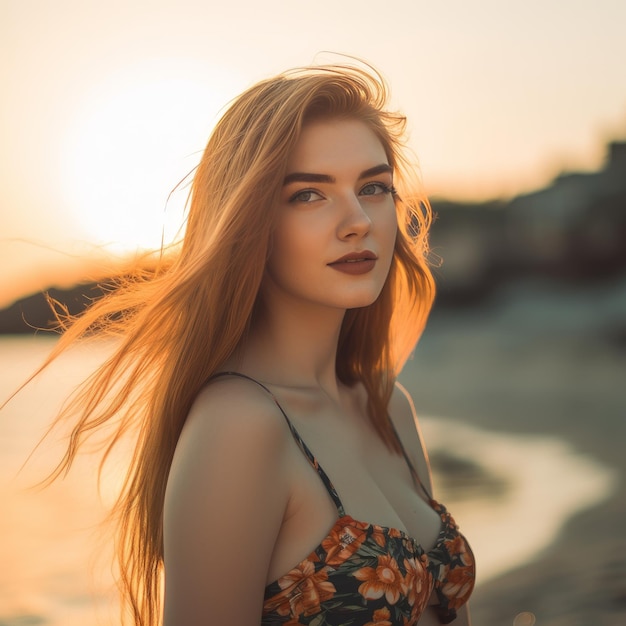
[2,0,625,305]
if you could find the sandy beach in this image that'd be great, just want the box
[399,278,626,625]
[1,277,625,625]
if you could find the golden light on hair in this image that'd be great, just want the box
[35,61,435,625]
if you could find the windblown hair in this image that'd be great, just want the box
[37,62,435,625]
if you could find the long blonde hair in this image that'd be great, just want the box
[35,62,435,625]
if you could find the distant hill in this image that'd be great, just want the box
[0,283,106,334]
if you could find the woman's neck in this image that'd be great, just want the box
[233,296,346,400]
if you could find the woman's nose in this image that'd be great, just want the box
[337,194,372,239]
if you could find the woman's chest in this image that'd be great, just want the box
[286,409,442,552]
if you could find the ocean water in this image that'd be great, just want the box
[0,336,617,626]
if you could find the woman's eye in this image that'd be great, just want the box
[289,189,324,203]
[360,182,392,197]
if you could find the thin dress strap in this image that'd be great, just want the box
[209,371,347,517]
[388,417,434,502]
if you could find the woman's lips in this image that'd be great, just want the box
[328,251,377,275]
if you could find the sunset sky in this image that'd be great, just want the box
[2,0,626,307]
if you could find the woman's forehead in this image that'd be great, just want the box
[286,118,389,176]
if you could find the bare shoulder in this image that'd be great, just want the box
[163,374,293,624]
[182,374,290,445]
[166,374,294,509]
[388,381,434,494]
[388,380,419,439]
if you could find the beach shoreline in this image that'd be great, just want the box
[1,278,625,626]
[399,282,626,625]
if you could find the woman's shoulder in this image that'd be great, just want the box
[166,373,294,505]
[178,374,294,459]
[388,380,419,435]
[191,373,287,428]
[388,382,422,453]
[388,380,434,492]
[163,374,294,623]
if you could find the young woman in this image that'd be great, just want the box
[40,63,475,625]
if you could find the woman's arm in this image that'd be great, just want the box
[162,378,292,625]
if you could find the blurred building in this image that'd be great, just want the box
[428,201,508,304]
[430,139,626,306]
[506,141,626,278]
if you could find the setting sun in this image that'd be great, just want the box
[59,61,242,252]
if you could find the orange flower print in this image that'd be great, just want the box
[403,556,431,620]
[371,527,386,548]
[370,524,403,549]
[444,535,474,567]
[364,606,393,626]
[388,527,403,539]
[354,554,404,604]
[402,557,425,605]
[321,522,367,566]
[267,561,336,618]
[263,589,292,618]
[441,564,474,609]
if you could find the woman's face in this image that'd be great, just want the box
[263,117,398,313]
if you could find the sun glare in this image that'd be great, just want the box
[60,61,243,253]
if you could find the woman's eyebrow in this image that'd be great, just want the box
[283,163,392,186]
[358,164,392,180]
[283,172,335,185]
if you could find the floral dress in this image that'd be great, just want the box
[211,373,475,625]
